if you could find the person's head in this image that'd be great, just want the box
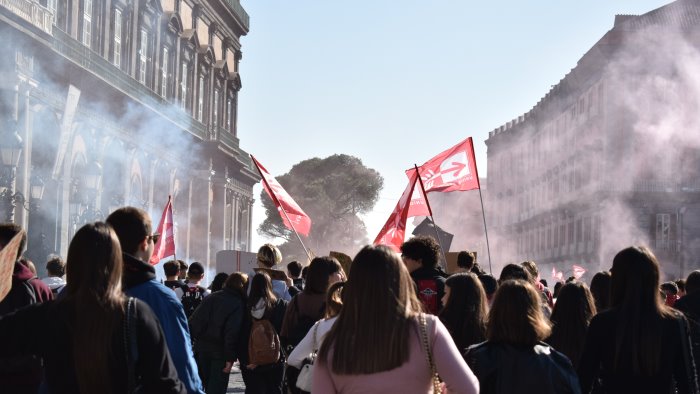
[457,251,476,271]
[178,260,188,279]
[498,263,531,283]
[487,279,551,346]
[610,246,664,311]
[553,281,564,299]
[319,245,422,374]
[400,236,440,272]
[163,260,180,279]
[478,274,498,303]
[287,261,302,278]
[105,207,155,262]
[46,256,66,278]
[187,262,205,283]
[440,273,488,349]
[589,271,611,311]
[65,222,124,303]
[257,243,282,268]
[209,272,229,292]
[686,271,700,295]
[675,279,686,297]
[660,281,679,296]
[325,281,345,319]
[0,223,26,260]
[223,272,248,298]
[248,272,276,311]
[304,256,344,295]
[548,281,597,367]
[20,258,37,276]
[301,266,309,280]
[521,261,539,282]
[540,279,548,288]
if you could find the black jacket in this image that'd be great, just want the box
[189,288,245,360]
[410,266,447,314]
[675,291,700,382]
[464,341,581,394]
[122,253,157,289]
[0,298,185,393]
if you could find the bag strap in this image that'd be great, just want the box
[311,321,319,353]
[677,313,700,393]
[418,313,442,394]
[124,297,137,393]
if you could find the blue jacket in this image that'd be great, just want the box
[123,254,204,394]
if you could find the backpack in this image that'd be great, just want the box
[248,318,281,366]
[286,298,325,350]
[181,286,206,318]
[416,278,440,315]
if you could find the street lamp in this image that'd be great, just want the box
[30,174,44,200]
[0,124,24,222]
[0,127,22,168]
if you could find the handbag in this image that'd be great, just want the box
[418,313,443,394]
[296,321,319,392]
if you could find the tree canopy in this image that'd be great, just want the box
[258,154,383,261]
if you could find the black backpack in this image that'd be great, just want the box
[286,298,325,350]
[181,286,207,318]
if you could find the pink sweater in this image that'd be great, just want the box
[312,314,479,394]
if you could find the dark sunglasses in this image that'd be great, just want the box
[148,233,161,244]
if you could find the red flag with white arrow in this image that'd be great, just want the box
[573,265,587,280]
[150,196,176,265]
[374,171,419,252]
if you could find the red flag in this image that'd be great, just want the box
[406,137,480,217]
[374,171,419,252]
[150,196,176,265]
[573,265,586,280]
[251,155,312,237]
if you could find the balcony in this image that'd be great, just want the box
[222,0,249,31]
[0,0,53,35]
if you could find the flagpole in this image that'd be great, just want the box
[414,165,448,270]
[467,140,493,274]
[250,155,313,262]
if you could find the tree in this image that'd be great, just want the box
[258,154,383,261]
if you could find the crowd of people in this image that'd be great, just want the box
[0,207,699,394]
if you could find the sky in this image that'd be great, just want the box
[237,0,673,251]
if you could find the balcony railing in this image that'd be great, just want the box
[0,0,53,35]
[222,0,250,31]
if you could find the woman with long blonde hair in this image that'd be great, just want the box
[314,245,479,393]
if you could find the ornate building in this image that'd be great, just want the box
[485,0,700,278]
[0,0,259,277]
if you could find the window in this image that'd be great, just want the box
[180,62,188,109]
[113,9,122,67]
[48,0,57,24]
[213,89,219,127]
[656,213,671,249]
[197,76,204,121]
[226,98,232,130]
[161,48,169,97]
[138,29,148,84]
[82,0,92,47]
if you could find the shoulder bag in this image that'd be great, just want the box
[296,320,319,392]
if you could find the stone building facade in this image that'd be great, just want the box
[0,0,259,277]
[485,0,700,278]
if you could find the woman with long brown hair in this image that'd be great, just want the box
[439,272,488,351]
[314,245,479,393]
[547,281,596,368]
[578,246,698,393]
[464,279,580,393]
[0,222,184,393]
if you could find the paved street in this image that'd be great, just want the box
[227,365,246,393]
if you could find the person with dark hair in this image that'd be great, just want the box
[498,263,531,283]
[208,272,229,293]
[457,251,476,273]
[464,280,580,393]
[589,271,611,312]
[0,222,185,393]
[677,279,687,298]
[661,281,680,307]
[179,260,189,281]
[287,260,304,291]
[547,281,597,368]
[189,272,247,394]
[674,269,700,381]
[42,255,67,296]
[401,235,448,314]
[553,281,564,300]
[478,274,498,306]
[578,246,698,393]
[439,273,488,351]
[181,262,210,318]
[238,272,288,393]
[0,223,52,392]
[107,207,204,394]
[164,260,189,298]
[314,245,479,393]
[281,256,344,393]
